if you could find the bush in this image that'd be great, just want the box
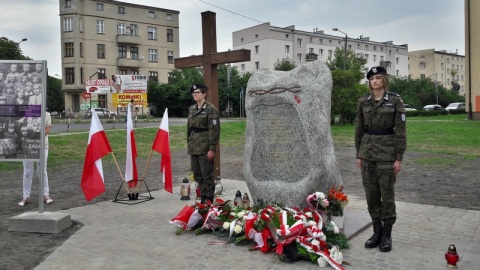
[448,108,466,115]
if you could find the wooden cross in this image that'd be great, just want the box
[174,11,250,179]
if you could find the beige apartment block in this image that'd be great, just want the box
[465,0,479,120]
[408,49,465,95]
[232,23,409,82]
[59,0,179,115]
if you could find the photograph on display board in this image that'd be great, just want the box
[109,75,147,93]
[0,60,46,161]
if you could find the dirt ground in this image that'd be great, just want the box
[1,144,479,270]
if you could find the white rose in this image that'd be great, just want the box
[307,220,317,226]
[237,211,245,219]
[317,257,327,267]
[234,224,243,234]
[223,222,230,230]
[306,212,313,218]
[333,225,339,234]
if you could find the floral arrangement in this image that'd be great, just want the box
[170,191,349,269]
[326,185,349,217]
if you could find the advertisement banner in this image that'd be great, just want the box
[86,79,111,94]
[112,93,148,108]
[110,75,147,93]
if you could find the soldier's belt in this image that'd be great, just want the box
[192,128,209,133]
[364,128,394,135]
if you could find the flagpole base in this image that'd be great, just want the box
[112,180,154,205]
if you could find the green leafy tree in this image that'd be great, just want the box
[0,38,30,60]
[218,64,251,117]
[326,48,369,124]
[273,57,296,71]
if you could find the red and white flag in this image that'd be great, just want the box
[125,104,138,188]
[81,109,112,201]
[152,108,173,193]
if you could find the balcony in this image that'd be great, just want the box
[117,58,142,68]
[451,68,458,74]
[306,53,318,61]
[380,60,391,68]
[116,34,141,45]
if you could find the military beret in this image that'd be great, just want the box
[366,66,387,79]
[190,84,208,93]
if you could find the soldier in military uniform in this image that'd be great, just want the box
[355,66,406,252]
[187,84,220,204]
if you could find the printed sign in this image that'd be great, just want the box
[86,79,111,94]
[110,75,147,93]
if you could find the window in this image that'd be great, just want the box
[319,39,323,43]
[118,23,127,35]
[80,42,83,57]
[119,69,127,75]
[131,70,139,75]
[97,44,105,59]
[441,63,444,69]
[420,74,425,79]
[65,68,74,84]
[148,11,156,18]
[255,62,260,70]
[148,49,158,62]
[374,46,377,51]
[309,48,314,53]
[97,20,104,33]
[131,47,138,59]
[65,0,71,8]
[149,71,158,82]
[297,38,302,47]
[148,27,157,39]
[166,14,173,21]
[396,57,399,64]
[319,49,323,57]
[285,34,289,38]
[357,44,361,49]
[255,34,258,39]
[167,29,174,42]
[97,68,106,79]
[255,45,259,54]
[79,17,83,32]
[373,55,377,62]
[328,50,333,58]
[130,24,138,36]
[348,45,352,50]
[63,17,73,32]
[96,3,104,11]
[118,46,127,58]
[241,64,245,72]
[98,94,106,108]
[80,68,83,83]
[167,51,174,64]
[365,45,369,50]
[309,37,313,43]
[118,6,126,14]
[65,42,74,57]
[285,45,290,53]
[380,56,384,61]
[420,62,426,69]
[297,53,302,62]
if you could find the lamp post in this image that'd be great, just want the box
[332,28,348,70]
[2,37,28,52]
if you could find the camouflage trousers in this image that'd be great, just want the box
[361,160,397,226]
[191,154,215,197]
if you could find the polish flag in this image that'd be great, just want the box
[81,109,112,201]
[152,109,173,193]
[125,104,138,188]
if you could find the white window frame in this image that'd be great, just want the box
[285,45,290,53]
[118,6,126,14]
[167,51,174,64]
[65,0,71,8]
[131,47,138,59]
[255,62,259,70]
[63,17,73,32]
[255,45,259,54]
[97,20,104,34]
[297,53,302,62]
[319,49,323,57]
[130,24,138,36]
[297,38,302,47]
[148,27,157,40]
[166,14,173,21]
[148,49,158,62]
[96,3,104,11]
[167,29,174,42]
[118,23,127,35]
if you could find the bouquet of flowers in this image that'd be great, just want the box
[326,185,349,217]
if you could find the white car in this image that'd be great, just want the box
[404,104,417,111]
[423,104,446,111]
[445,102,465,111]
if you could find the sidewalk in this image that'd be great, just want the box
[35,179,480,270]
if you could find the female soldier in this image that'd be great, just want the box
[187,84,220,204]
[355,66,406,252]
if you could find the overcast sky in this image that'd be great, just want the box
[0,0,465,77]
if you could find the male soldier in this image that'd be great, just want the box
[187,84,220,204]
[355,66,406,252]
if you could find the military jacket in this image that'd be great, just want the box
[355,91,406,161]
[187,101,220,155]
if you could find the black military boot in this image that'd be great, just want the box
[364,221,383,248]
[379,224,392,252]
[200,195,206,204]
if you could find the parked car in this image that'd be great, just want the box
[423,104,446,111]
[50,111,59,117]
[86,108,112,117]
[445,102,465,111]
[404,104,417,111]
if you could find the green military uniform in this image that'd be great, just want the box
[355,91,406,226]
[187,100,220,199]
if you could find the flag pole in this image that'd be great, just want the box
[110,152,131,194]
[136,149,154,193]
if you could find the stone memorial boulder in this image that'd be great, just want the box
[243,60,342,207]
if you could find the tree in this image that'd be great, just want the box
[326,48,369,124]
[273,57,296,71]
[46,76,64,112]
[0,38,30,60]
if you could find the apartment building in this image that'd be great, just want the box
[409,49,465,95]
[232,23,409,82]
[59,0,179,115]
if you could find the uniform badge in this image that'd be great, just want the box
[372,67,377,73]
[212,119,217,126]
[401,113,406,122]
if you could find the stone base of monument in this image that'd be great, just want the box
[8,212,72,233]
[343,209,372,240]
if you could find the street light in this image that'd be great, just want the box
[1,37,28,52]
[332,28,348,70]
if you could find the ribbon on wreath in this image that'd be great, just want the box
[244,212,258,240]
[169,205,195,229]
[272,210,305,255]
[296,236,344,270]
